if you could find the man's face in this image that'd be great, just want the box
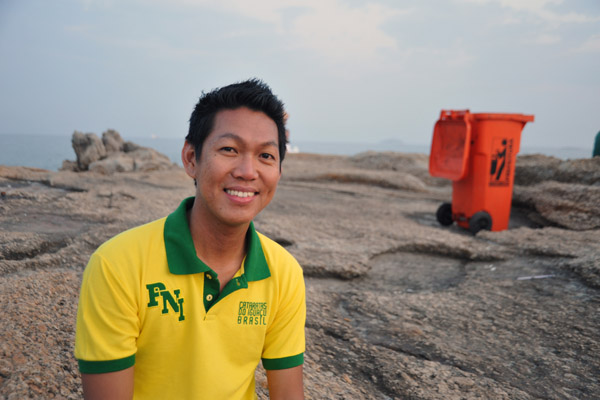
[185,107,281,228]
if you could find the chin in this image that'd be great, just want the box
[218,213,257,227]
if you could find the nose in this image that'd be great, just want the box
[232,155,259,180]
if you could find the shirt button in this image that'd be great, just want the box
[206,274,212,280]
[206,294,213,302]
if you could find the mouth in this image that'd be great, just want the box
[225,189,258,198]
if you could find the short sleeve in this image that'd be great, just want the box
[261,258,306,370]
[75,251,140,373]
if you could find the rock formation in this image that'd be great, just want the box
[63,130,175,174]
[515,154,600,186]
[101,129,125,154]
[71,131,106,170]
[1,150,598,399]
[512,154,600,230]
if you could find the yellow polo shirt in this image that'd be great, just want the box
[75,197,306,399]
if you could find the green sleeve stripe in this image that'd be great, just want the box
[262,353,304,370]
[78,354,136,374]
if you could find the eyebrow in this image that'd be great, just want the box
[216,132,278,148]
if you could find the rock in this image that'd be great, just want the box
[514,181,600,230]
[60,159,78,172]
[555,157,600,185]
[514,154,563,185]
[305,169,428,192]
[351,151,430,171]
[128,148,174,172]
[87,148,173,174]
[101,130,125,154]
[123,141,142,153]
[1,151,599,399]
[351,151,448,187]
[564,254,600,289]
[89,154,135,174]
[515,154,600,185]
[0,165,50,181]
[66,131,174,174]
[71,131,106,170]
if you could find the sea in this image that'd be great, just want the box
[0,133,593,172]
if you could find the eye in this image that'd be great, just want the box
[260,152,276,161]
[220,146,236,153]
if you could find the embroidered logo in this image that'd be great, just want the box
[237,301,267,325]
[146,282,185,321]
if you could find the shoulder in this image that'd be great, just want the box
[256,232,303,279]
[96,217,167,258]
[82,217,168,294]
[86,217,167,281]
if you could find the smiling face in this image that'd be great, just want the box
[182,107,281,229]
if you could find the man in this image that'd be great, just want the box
[75,79,306,399]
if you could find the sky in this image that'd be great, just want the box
[0,0,599,149]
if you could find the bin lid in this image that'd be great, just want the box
[429,110,472,181]
[472,113,534,123]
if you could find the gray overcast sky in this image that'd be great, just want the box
[0,0,599,149]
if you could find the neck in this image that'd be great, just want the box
[187,202,249,276]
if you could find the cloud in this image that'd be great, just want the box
[289,2,406,63]
[496,0,562,13]
[400,43,476,70]
[63,20,204,60]
[529,33,561,45]
[156,0,410,64]
[457,0,599,24]
[574,33,600,53]
[110,37,205,58]
[173,0,287,27]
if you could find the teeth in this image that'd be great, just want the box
[226,189,256,198]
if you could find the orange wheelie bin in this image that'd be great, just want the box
[429,110,534,234]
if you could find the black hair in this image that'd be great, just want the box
[186,78,287,164]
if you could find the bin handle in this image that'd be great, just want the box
[439,109,470,121]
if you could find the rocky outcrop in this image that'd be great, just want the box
[350,151,448,187]
[102,129,125,154]
[63,130,174,174]
[512,155,600,230]
[1,151,599,399]
[513,181,600,230]
[71,131,107,170]
[87,148,173,174]
[88,154,135,174]
[515,154,600,185]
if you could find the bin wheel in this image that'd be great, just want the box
[469,211,492,234]
[436,202,453,226]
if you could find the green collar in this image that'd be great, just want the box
[163,197,270,281]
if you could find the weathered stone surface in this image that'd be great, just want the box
[89,154,135,174]
[514,181,600,230]
[101,129,125,154]
[350,151,448,187]
[1,151,599,399]
[63,131,175,174]
[71,131,106,170]
[515,154,600,185]
[60,159,78,172]
[86,148,174,175]
[128,148,174,172]
[123,141,142,152]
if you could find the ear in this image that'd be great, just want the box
[181,141,197,179]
